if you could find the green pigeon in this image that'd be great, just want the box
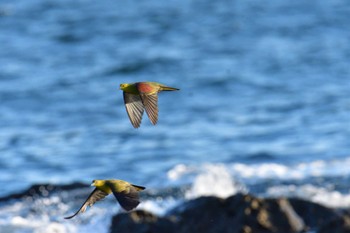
[120,81,179,128]
[64,179,145,219]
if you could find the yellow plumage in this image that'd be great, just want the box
[64,179,145,219]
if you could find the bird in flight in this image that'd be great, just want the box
[120,81,179,128]
[64,179,145,219]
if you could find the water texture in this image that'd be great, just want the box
[0,0,350,232]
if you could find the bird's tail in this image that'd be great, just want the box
[132,184,146,191]
[159,85,179,91]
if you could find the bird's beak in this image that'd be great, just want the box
[91,183,95,187]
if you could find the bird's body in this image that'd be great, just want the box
[65,179,145,219]
[120,81,179,128]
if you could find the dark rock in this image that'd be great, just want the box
[110,194,309,233]
[174,196,232,233]
[0,182,86,202]
[109,193,345,233]
[222,195,305,233]
[288,198,340,230]
[318,214,350,233]
[110,210,176,233]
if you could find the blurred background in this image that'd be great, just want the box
[0,0,350,232]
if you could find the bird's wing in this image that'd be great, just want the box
[64,188,108,219]
[123,92,144,128]
[111,185,141,211]
[140,93,158,125]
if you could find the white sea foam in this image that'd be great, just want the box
[168,164,196,181]
[0,194,110,233]
[267,184,350,208]
[168,163,247,199]
[0,192,179,233]
[0,215,77,233]
[184,164,247,199]
[139,197,180,216]
[169,157,350,184]
[230,157,350,182]
[167,158,350,209]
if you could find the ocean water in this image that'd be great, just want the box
[1,0,350,232]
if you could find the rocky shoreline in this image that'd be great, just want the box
[2,184,350,233]
[110,193,350,233]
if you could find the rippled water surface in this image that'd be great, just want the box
[0,0,350,232]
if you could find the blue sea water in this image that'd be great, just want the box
[0,0,350,232]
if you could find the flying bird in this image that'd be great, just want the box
[64,179,145,219]
[120,81,179,128]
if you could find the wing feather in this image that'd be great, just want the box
[64,189,108,219]
[123,92,144,128]
[140,94,158,125]
[112,186,142,211]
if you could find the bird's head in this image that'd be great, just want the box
[120,83,129,91]
[91,180,104,187]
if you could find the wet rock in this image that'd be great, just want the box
[110,194,319,233]
[288,198,340,230]
[110,210,176,233]
[173,196,233,233]
[221,194,306,233]
[318,214,350,233]
[0,182,86,202]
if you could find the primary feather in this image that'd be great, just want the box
[64,189,108,219]
[123,92,144,128]
[120,82,179,128]
[64,179,145,219]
